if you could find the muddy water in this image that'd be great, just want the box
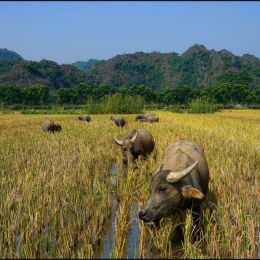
[15,228,22,257]
[110,162,117,188]
[97,192,119,259]
[94,162,183,259]
[94,162,153,259]
[93,162,119,259]
[94,162,142,259]
[125,201,140,259]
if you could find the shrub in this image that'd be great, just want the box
[86,94,144,114]
[188,97,218,113]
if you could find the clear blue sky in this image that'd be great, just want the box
[1,1,260,64]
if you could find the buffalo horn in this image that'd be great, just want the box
[113,137,123,146]
[166,160,199,183]
[130,132,138,143]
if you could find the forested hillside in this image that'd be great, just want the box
[0,59,88,89]
[0,45,259,106]
[85,44,260,89]
[72,59,101,72]
[0,48,23,61]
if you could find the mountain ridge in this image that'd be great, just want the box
[0,48,23,61]
[0,44,260,89]
[83,44,260,89]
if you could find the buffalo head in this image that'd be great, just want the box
[113,132,138,165]
[139,160,205,226]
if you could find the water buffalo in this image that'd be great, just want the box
[136,113,159,122]
[42,120,62,133]
[110,116,126,127]
[139,140,209,229]
[78,115,91,122]
[113,128,155,171]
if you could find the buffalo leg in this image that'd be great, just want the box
[191,205,204,241]
[122,159,128,176]
[131,155,139,170]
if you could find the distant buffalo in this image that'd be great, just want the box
[78,115,91,122]
[114,128,155,171]
[42,120,62,133]
[110,116,126,127]
[136,113,159,122]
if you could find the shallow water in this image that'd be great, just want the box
[98,192,119,259]
[95,162,142,259]
[125,201,140,259]
[94,162,184,259]
[110,162,118,188]
[94,162,119,259]
[15,228,22,257]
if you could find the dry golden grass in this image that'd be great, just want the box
[0,109,259,258]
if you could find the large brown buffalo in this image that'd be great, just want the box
[110,115,126,127]
[139,140,209,228]
[42,120,62,133]
[114,128,155,170]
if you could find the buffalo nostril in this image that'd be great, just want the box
[138,210,146,219]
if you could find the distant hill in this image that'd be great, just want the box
[0,44,260,90]
[0,48,23,61]
[72,59,101,72]
[85,44,260,88]
[0,59,88,89]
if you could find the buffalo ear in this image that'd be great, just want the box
[181,185,205,200]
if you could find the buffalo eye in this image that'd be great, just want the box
[158,186,167,192]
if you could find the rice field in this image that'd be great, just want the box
[0,109,259,258]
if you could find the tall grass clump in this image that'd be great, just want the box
[188,97,218,114]
[87,94,144,114]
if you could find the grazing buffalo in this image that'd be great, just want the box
[136,113,159,122]
[110,116,126,127]
[139,140,209,229]
[42,120,62,133]
[78,115,91,122]
[113,128,155,170]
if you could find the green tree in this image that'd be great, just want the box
[246,88,260,105]
[56,88,74,104]
[21,85,50,105]
[0,85,21,104]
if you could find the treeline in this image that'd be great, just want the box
[0,77,259,107]
[0,85,49,106]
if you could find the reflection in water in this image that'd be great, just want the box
[94,162,186,259]
[126,201,140,259]
[110,162,117,188]
[16,228,22,257]
[94,162,119,259]
[99,192,119,259]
